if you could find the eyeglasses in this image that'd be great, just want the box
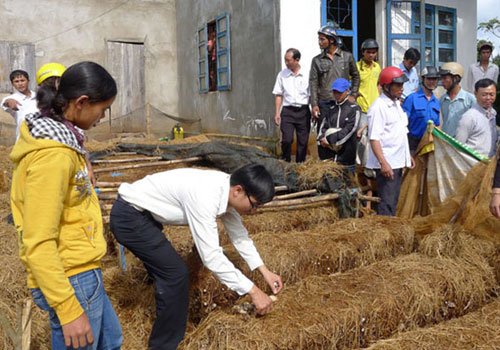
[246,192,258,210]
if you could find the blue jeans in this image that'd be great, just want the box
[31,269,122,350]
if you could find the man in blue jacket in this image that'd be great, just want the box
[402,66,440,154]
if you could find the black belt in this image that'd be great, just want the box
[283,105,309,110]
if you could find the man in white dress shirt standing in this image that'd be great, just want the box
[367,67,413,216]
[467,43,499,93]
[110,163,283,350]
[273,48,311,162]
[1,70,38,141]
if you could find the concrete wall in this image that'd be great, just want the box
[0,0,178,143]
[176,0,280,138]
[279,0,322,75]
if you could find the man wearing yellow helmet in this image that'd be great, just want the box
[36,62,66,88]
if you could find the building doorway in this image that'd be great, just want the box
[106,40,145,132]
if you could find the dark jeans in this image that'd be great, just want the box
[375,168,403,216]
[408,134,421,156]
[280,105,311,162]
[317,101,334,160]
[110,197,189,350]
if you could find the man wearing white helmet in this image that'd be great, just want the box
[402,66,440,155]
[439,62,476,137]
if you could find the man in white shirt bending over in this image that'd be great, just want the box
[110,163,283,350]
[1,70,38,141]
[273,48,311,162]
[367,67,413,216]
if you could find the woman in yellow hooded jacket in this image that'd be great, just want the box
[10,61,122,350]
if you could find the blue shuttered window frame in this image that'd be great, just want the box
[198,25,209,93]
[387,0,456,70]
[216,13,231,91]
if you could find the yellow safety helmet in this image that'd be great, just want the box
[36,62,66,85]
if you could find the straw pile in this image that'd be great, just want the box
[180,251,496,350]
[242,205,339,234]
[293,158,351,189]
[365,298,500,350]
[417,224,500,283]
[187,216,415,323]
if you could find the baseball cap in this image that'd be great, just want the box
[331,78,350,92]
[479,42,493,52]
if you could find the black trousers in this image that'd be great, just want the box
[375,168,403,216]
[110,197,189,350]
[316,101,334,160]
[280,105,311,162]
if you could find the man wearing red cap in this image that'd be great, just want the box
[467,42,499,92]
[366,67,413,216]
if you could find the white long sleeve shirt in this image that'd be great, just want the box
[1,89,38,141]
[118,168,264,295]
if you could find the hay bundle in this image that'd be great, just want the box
[418,224,500,284]
[242,205,339,235]
[365,298,500,350]
[102,257,155,349]
[180,252,496,350]
[188,216,415,323]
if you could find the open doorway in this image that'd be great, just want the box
[356,0,376,61]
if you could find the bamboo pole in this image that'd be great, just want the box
[111,152,137,156]
[262,193,340,208]
[146,102,151,137]
[96,188,118,193]
[98,194,117,200]
[21,299,32,350]
[274,189,317,200]
[274,185,288,192]
[93,156,202,173]
[96,181,121,187]
[92,156,163,164]
[357,194,380,202]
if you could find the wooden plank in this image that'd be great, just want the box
[92,156,162,164]
[93,156,201,173]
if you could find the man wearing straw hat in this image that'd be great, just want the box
[110,163,283,350]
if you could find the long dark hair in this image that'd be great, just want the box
[37,61,117,121]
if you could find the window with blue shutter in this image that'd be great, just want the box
[198,25,209,93]
[387,1,456,70]
[198,13,231,93]
[216,13,231,90]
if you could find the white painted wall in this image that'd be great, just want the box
[279,0,322,75]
